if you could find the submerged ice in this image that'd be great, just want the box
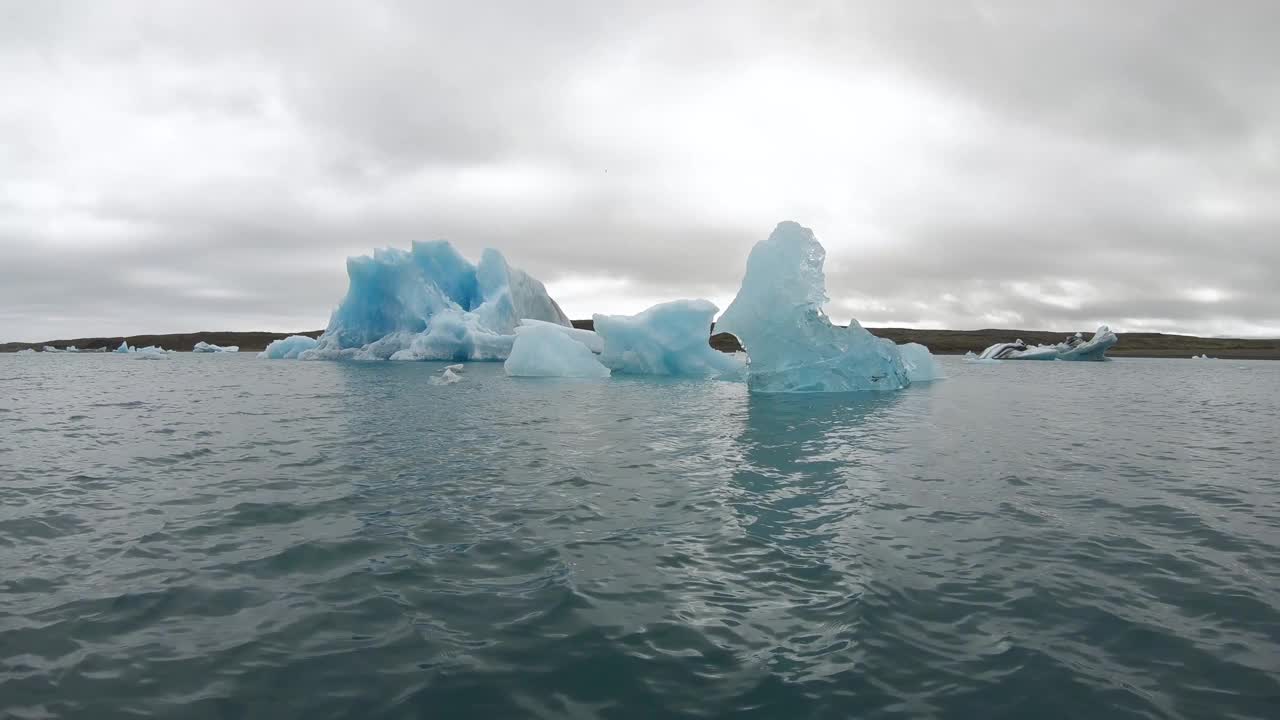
[286,241,571,362]
[717,221,931,393]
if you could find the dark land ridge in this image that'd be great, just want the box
[4,324,1279,359]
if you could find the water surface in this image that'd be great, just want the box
[2,354,1278,719]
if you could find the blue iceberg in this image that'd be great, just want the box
[259,335,319,359]
[898,342,944,382]
[505,322,610,378]
[292,241,571,361]
[717,221,934,393]
[517,319,604,354]
[593,300,744,378]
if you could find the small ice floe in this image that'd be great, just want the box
[430,364,465,385]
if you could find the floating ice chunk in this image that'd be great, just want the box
[963,351,1002,364]
[592,300,744,378]
[131,345,168,359]
[430,367,464,385]
[1191,354,1216,360]
[898,342,943,382]
[193,341,239,353]
[978,326,1117,361]
[259,335,319,359]
[16,348,36,354]
[304,240,570,361]
[505,322,610,378]
[717,222,911,393]
[517,318,604,353]
[443,363,465,372]
[115,340,132,354]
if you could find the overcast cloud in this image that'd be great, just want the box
[2,0,1277,341]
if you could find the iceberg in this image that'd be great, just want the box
[716,221,920,393]
[963,351,1002,364]
[1191,354,1216,360]
[193,341,239,353]
[294,240,570,361]
[115,340,132,353]
[898,342,944,382]
[131,345,169,359]
[593,299,744,378]
[259,335,319,359]
[517,318,604,354]
[17,348,36,354]
[978,326,1117,361]
[505,322,611,378]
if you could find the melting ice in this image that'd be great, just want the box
[295,241,571,362]
[717,221,931,393]
[978,327,1117,361]
[260,223,940,394]
[193,342,239,353]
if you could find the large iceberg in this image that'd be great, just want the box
[505,322,611,378]
[290,240,571,361]
[717,221,927,393]
[193,341,239,353]
[259,335,319,359]
[593,299,744,378]
[115,340,132,354]
[977,326,1117,361]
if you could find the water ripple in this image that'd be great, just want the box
[0,354,1278,718]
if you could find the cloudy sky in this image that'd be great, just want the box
[2,0,1277,342]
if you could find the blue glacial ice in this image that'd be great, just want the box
[977,326,1117,361]
[517,319,604,354]
[289,241,571,361]
[717,221,935,393]
[115,340,132,354]
[193,341,239,353]
[898,342,944,382]
[505,322,611,378]
[259,335,319,359]
[593,300,745,378]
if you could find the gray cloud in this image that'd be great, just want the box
[1,0,1277,341]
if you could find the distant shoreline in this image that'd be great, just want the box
[4,325,1280,360]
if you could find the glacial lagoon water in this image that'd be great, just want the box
[2,353,1278,719]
